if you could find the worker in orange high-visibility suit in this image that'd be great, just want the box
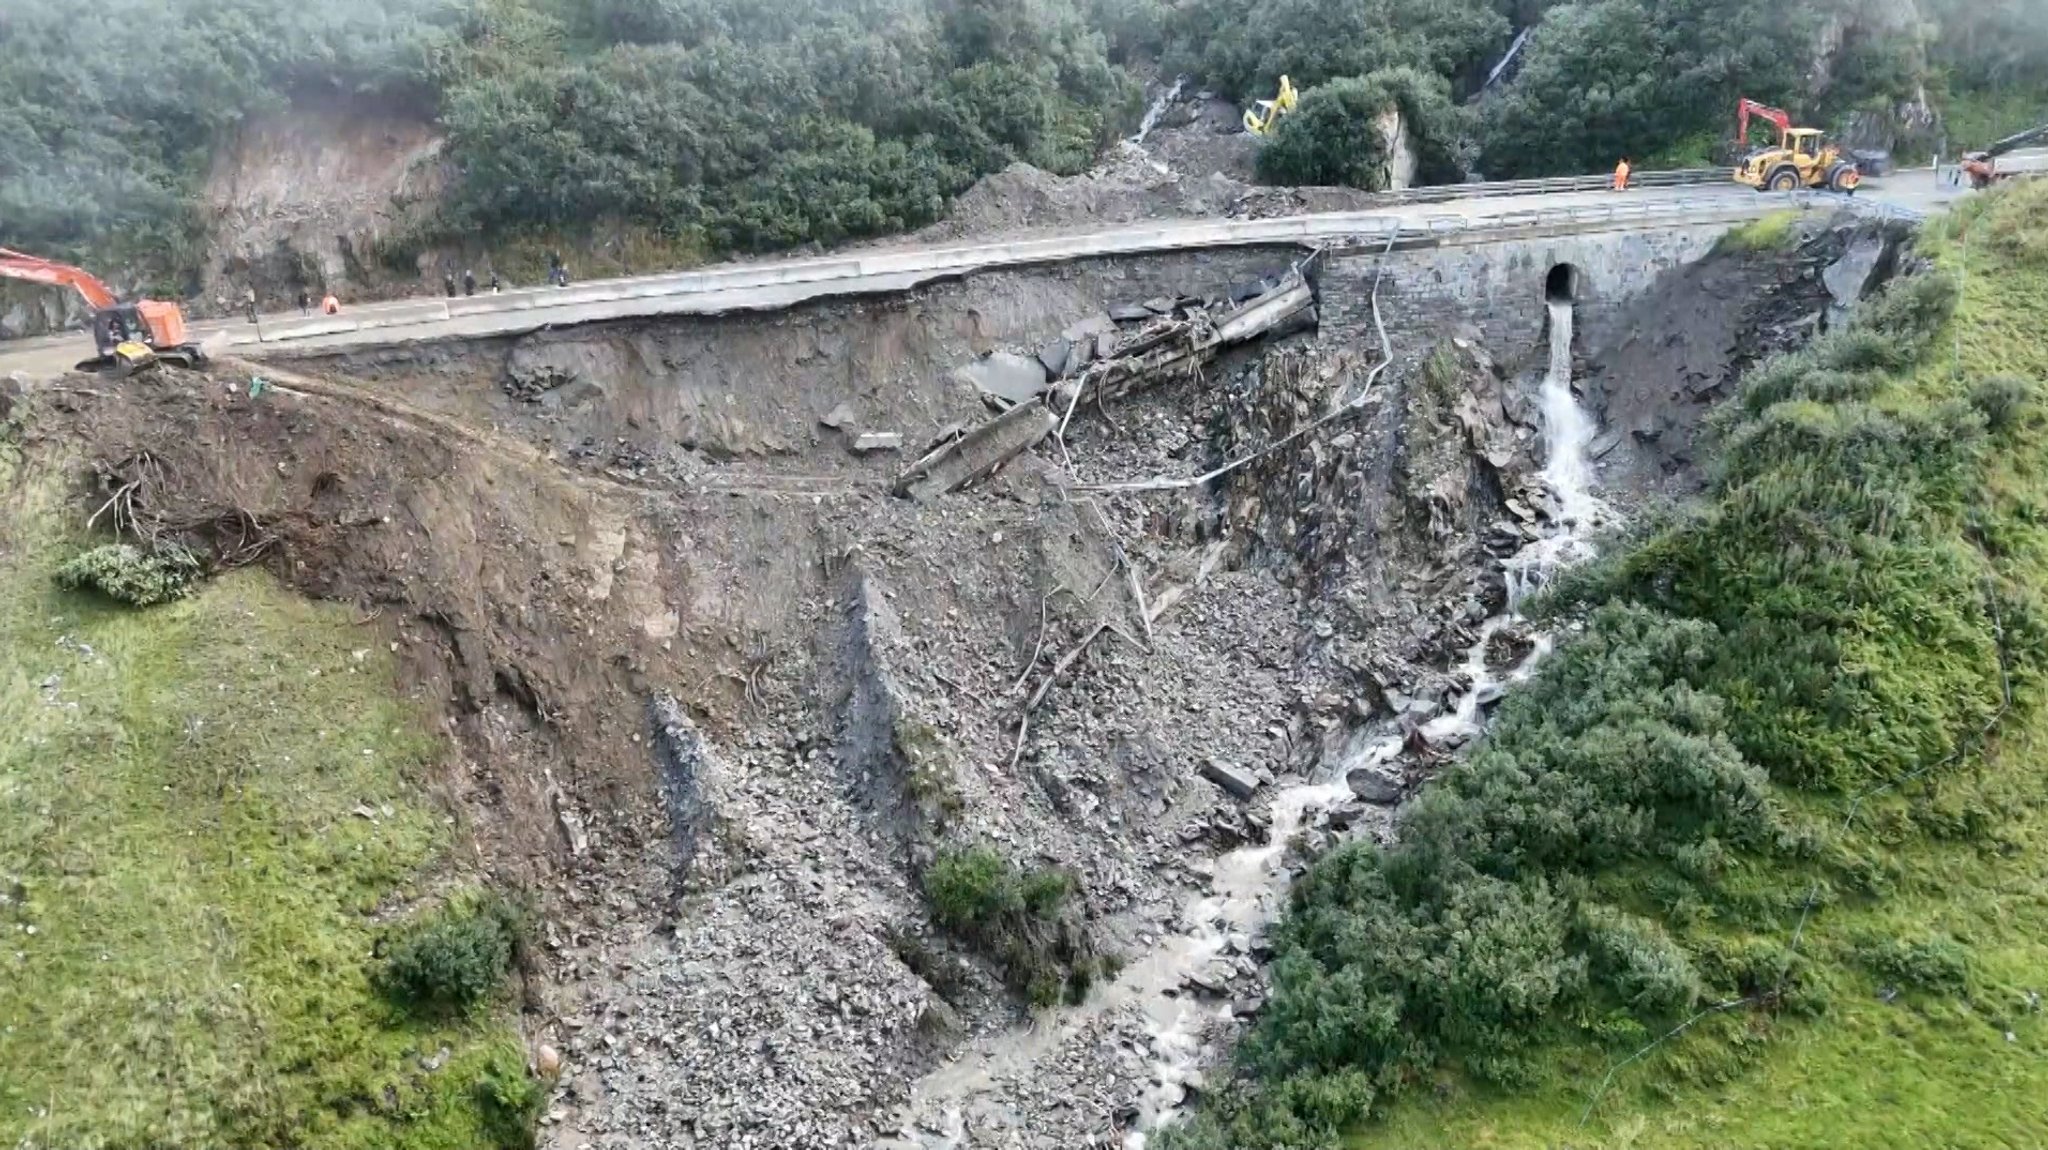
[1612,157,1632,190]
[321,293,341,315]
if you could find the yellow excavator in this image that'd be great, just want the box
[1732,98,1861,193]
[1243,75,1299,136]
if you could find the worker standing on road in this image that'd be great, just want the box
[443,271,457,298]
[244,286,259,324]
[297,288,311,315]
[489,271,502,294]
[462,269,477,296]
[1612,157,1632,190]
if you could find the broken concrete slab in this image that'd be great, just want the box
[1067,338,1095,372]
[852,432,904,453]
[1214,278,1314,345]
[1037,338,1072,379]
[1200,757,1262,800]
[1109,303,1154,323]
[894,399,1057,500]
[955,351,1051,407]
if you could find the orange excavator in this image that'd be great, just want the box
[0,247,207,375]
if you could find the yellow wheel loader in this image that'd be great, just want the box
[1732,99,1860,193]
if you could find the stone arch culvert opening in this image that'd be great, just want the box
[1544,262,1582,303]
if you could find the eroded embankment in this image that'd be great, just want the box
[0,213,1890,1150]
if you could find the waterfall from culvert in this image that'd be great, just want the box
[1506,299,1607,608]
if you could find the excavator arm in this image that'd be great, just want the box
[0,247,120,310]
[1978,121,2048,161]
[1737,99,1793,148]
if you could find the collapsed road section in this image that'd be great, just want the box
[896,257,1320,501]
[0,204,1911,1150]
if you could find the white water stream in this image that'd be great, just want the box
[1129,78,1187,145]
[1120,299,1611,1146]
[902,301,1612,1147]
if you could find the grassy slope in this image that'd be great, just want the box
[1353,181,2048,1150]
[0,462,533,1149]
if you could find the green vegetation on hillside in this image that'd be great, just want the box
[0,0,1139,271]
[0,465,536,1149]
[1255,68,1470,190]
[1163,0,1508,100]
[1160,180,2048,1150]
[6,0,2043,284]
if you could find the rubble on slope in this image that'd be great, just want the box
[3,216,1866,1150]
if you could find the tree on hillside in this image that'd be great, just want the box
[1167,0,1510,100]
[1256,69,1471,189]
[1924,0,2048,90]
[1477,0,1818,177]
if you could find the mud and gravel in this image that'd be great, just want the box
[0,211,1896,1149]
[1582,216,1913,493]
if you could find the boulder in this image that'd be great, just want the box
[1823,232,1892,326]
[1325,802,1372,830]
[820,401,858,431]
[1200,757,1262,800]
[1346,764,1404,804]
[955,351,1050,407]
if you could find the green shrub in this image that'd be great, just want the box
[1255,68,1470,190]
[54,543,203,607]
[1718,211,1803,253]
[926,846,1020,928]
[1579,907,1703,1019]
[1970,375,2039,439]
[472,1041,546,1148]
[378,896,524,1014]
[923,846,1100,1007]
[1855,934,1972,995]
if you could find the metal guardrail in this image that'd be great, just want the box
[1336,167,1725,207]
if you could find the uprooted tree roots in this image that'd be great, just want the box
[68,451,280,604]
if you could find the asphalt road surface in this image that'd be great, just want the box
[0,169,1965,381]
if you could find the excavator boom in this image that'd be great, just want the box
[1980,121,2048,161]
[0,247,120,310]
[1737,98,1793,148]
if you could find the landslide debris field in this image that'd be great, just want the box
[0,215,1891,1149]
